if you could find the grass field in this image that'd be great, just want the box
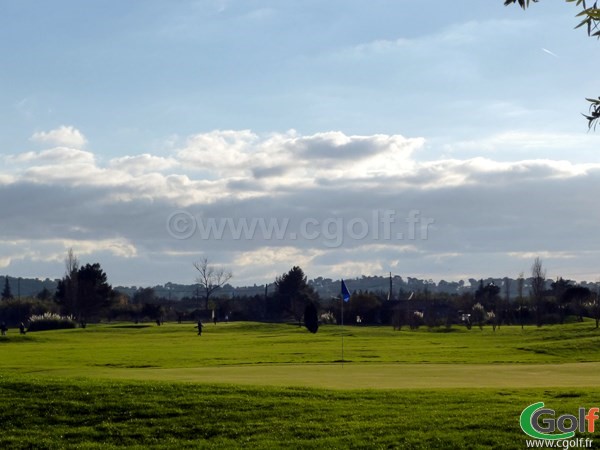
[1,321,600,448]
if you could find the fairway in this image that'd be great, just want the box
[2,321,600,388]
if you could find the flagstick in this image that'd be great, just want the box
[340,280,350,367]
[341,295,344,367]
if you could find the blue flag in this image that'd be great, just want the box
[341,279,350,303]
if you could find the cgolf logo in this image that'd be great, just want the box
[520,402,599,440]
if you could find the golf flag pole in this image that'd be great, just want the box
[341,279,351,366]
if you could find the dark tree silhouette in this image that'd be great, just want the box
[504,0,600,129]
[56,249,79,318]
[36,287,53,301]
[563,285,591,322]
[475,281,501,312]
[133,287,157,304]
[551,277,573,323]
[303,302,319,333]
[275,266,317,325]
[132,288,162,324]
[2,276,13,300]
[76,263,114,325]
[56,255,115,327]
[348,292,382,325]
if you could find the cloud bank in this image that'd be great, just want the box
[1,126,599,286]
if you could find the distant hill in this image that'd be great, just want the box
[0,276,59,298]
[3,274,597,302]
[114,274,598,301]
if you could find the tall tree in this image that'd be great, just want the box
[475,281,500,312]
[56,251,114,326]
[562,285,591,322]
[275,266,317,325]
[504,0,600,129]
[193,258,233,310]
[1,276,13,300]
[76,263,115,325]
[503,277,511,303]
[551,277,573,323]
[531,257,547,327]
[57,248,79,317]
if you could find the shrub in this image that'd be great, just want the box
[0,298,58,326]
[27,313,76,332]
[410,310,424,330]
[320,311,336,324]
[472,303,486,330]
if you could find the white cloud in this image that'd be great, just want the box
[109,154,179,175]
[0,174,16,185]
[3,128,600,285]
[177,129,258,175]
[236,247,323,268]
[176,129,422,187]
[234,247,324,281]
[0,257,11,269]
[0,238,137,259]
[10,147,95,164]
[507,251,578,261]
[6,129,600,205]
[30,126,87,148]
[0,238,137,278]
[323,260,386,280]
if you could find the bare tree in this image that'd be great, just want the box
[501,276,512,327]
[503,277,511,303]
[531,257,546,327]
[193,258,233,310]
[63,248,79,317]
[65,248,79,276]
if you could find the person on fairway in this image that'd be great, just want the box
[19,322,26,335]
[196,320,203,336]
[0,322,7,336]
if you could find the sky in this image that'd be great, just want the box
[1,0,599,287]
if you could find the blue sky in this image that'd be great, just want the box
[1,1,599,286]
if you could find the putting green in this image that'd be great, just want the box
[29,362,600,389]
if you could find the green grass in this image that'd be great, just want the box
[2,375,600,449]
[2,321,600,448]
[1,321,600,373]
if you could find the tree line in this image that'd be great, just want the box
[1,251,599,331]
